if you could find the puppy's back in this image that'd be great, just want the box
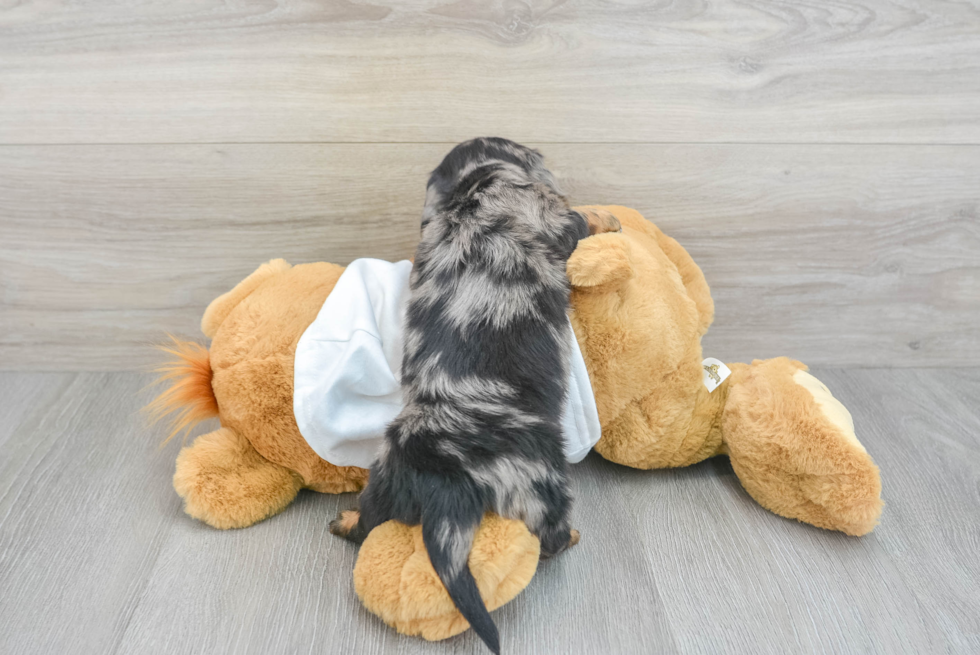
[393,138,588,655]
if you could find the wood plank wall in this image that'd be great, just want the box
[1,1,978,370]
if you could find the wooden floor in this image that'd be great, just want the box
[1,368,978,654]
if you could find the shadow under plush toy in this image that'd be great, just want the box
[150,205,882,641]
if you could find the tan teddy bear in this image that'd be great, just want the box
[150,205,881,641]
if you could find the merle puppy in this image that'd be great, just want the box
[330,137,616,654]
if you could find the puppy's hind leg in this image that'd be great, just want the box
[533,484,580,559]
[538,522,581,559]
[329,509,367,543]
[329,465,395,545]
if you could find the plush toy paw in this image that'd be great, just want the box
[173,427,303,529]
[352,514,540,641]
[723,358,883,536]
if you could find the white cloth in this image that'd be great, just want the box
[293,258,601,468]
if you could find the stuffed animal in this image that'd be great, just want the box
[149,205,882,642]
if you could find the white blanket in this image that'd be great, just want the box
[293,258,601,468]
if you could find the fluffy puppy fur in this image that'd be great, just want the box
[331,138,607,653]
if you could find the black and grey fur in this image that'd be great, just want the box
[331,138,599,654]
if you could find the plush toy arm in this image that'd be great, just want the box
[566,233,634,291]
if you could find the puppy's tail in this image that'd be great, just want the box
[144,335,219,445]
[421,478,499,654]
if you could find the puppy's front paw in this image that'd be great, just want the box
[569,528,581,549]
[581,208,622,236]
[329,509,360,538]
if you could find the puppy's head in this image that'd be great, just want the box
[423,137,561,225]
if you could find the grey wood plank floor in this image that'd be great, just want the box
[1,369,977,654]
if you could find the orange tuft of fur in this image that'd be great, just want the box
[145,335,220,445]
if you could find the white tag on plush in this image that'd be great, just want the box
[701,357,731,393]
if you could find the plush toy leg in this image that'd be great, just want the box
[173,426,303,529]
[352,514,540,641]
[721,358,883,536]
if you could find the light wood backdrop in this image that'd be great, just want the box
[1,1,978,370]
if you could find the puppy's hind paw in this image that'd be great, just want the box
[329,509,360,538]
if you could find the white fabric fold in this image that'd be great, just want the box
[293,258,601,468]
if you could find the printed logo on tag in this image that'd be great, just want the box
[702,357,731,393]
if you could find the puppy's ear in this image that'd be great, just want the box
[567,233,634,290]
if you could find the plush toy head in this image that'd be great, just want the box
[567,206,714,460]
[566,206,882,536]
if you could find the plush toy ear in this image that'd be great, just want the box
[566,233,634,290]
[201,258,291,337]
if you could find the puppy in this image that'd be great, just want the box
[331,138,617,653]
